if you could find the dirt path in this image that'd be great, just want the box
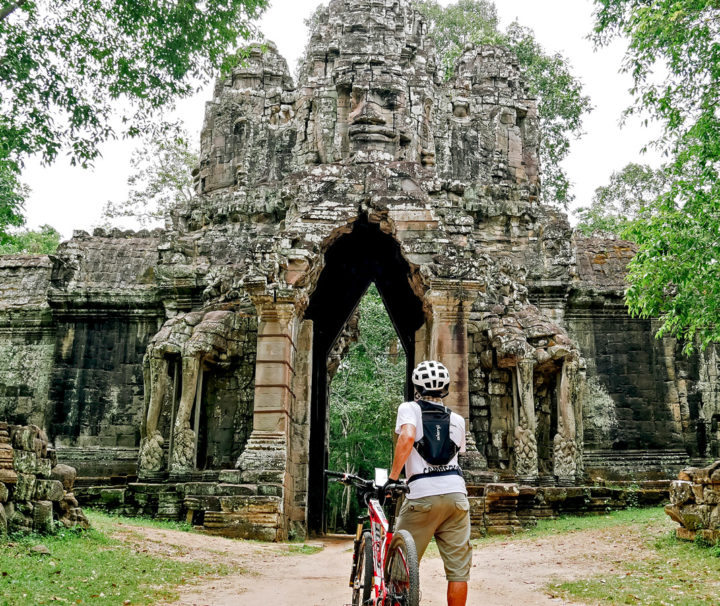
[109,517,671,606]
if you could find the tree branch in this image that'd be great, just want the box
[0,0,27,22]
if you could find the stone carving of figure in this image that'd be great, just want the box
[514,357,538,480]
[554,357,580,483]
[138,309,252,476]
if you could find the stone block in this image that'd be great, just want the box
[14,473,36,501]
[184,496,221,511]
[217,483,256,496]
[219,495,282,514]
[0,469,17,484]
[13,450,38,474]
[51,464,77,491]
[0,482,7,503]
[36,458,52,479]
[183,482,219,496]
[670,480,694,505]
[11,426,41,452]
[8,510,32,534]
[100,488,125,506]
[704,489,720,505]
[34,480,65,502]
[488,382,506,395]
[257,484,283,497]
[0,501,6,536]
[33,500,54,533]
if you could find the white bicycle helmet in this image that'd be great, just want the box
[412,360,450,392]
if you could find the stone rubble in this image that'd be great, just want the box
[666,461,720,543]
[0,422,88,537]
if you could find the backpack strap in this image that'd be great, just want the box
[407,468,463,484]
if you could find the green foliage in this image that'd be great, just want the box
[0,0,267,171]
[0,160,27,244]
[415,0,503,76]
[102,125,198,227]
[0,223,60,254]
[574,163,670,236]
[592,1,720,351]
[326,284,406,532]
[415,0,592,207]
[0,521,229,605]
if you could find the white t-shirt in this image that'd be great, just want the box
[395,400,467,499]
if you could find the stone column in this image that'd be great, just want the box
[234,287,306,540]
[513,357,538,483]
[425,281,487,474]
[425,283,479,420]
[553,358,578,486]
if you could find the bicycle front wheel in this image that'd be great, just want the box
[352,531,373,606]
[384,529,419,606]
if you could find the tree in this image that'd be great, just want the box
[574,163,670,236]
[326,285,406,532]
[0,161,26,245]
[415,0,592,207]
[0,0,267,168]
[593,0,720,350]
[102,126,197,228]
[0,224,60,254]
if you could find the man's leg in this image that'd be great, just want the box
[434,493,471,606]
[447,581,467,606]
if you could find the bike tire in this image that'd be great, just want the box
[384,529,419,606]
[352,531,374,606]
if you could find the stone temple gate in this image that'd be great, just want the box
[1,0,719,539]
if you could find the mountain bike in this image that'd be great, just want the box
[325,470,420,606]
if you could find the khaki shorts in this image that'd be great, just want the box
[395,492,472,582]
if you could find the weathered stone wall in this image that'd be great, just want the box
[48,318,158,466]
[553,235,715,478]
[0,256,55,428]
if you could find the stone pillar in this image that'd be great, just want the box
[425,282,487,474]
[288,319,313,539]
[235,287,306,540]
[513,357,538,483]
[553,358,578,486]
[425,284,479,421]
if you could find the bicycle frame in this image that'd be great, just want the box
[329,470,408,606]
[366,493,393,603]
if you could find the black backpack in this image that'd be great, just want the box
[413,400,460,465]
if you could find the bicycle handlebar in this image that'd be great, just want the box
[324,469,409,498]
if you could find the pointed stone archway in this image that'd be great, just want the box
[304,218,425,534]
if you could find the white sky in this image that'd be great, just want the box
[21,0,663,239]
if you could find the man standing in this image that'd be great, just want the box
[386,360,471,606]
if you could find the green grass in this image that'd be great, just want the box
[85,509,194,532]
[468,506,665,548]
[281,543,324,556]
[526,506,665,537]
[0,523,229,605]
[549,510,720,605]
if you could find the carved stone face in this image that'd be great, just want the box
[346,84,411,158]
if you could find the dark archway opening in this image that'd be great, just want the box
[304,218,425,535]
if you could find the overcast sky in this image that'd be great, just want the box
[21,0,663,239]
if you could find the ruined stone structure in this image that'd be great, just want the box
[0,0,719,539]
[0,422,88,535]
[666,461,720,543]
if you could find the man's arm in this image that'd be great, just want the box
[389,423,416,481]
